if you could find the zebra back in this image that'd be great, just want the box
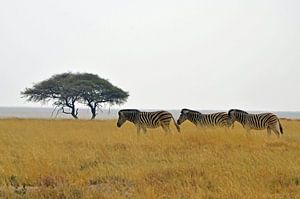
[140,111,181,132]
[197,112,230,127]
[178,109,230,127]
[245,113,280,130]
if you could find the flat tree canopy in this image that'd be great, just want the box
[21,72,129,119]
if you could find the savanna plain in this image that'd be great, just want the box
[0,119,299,199]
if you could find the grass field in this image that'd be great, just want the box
[0,118,299,198]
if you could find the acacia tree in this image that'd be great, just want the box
[75,73,129,119]
[21,73,82,119]
[21,72,129,119]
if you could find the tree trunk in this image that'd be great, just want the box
[89,104,97,120]
[71,108,79,119]
[65,99,79,119]
[87,102,97,120]
[91,109,96,120]
[61,105,79,119]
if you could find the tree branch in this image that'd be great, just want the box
[62,107,73,115]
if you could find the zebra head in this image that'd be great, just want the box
[228,109,248,125]
[177,108,196,125]
[117,109,140,128]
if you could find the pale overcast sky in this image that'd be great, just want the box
[0,0,299,111]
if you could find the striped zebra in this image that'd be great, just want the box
[177,108,232,129]
[228,109,283,137]
[117,109,180,133]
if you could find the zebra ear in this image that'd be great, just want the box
[182,109,189,114]
[118,111,123,116]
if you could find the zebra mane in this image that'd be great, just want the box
[181,108,201,114]
[228,109,248,115]
[118,109,140,114]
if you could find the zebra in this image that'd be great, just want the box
[116,109,180,133]
[228,109,283,137]
[177,108,232,129]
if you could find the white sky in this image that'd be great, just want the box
[0,0,299,111]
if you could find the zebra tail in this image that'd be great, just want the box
[279,121,283,134]
[172,116,181,133]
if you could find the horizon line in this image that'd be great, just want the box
[0,106,299,112]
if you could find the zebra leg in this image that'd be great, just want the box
[142,126,147,134]
[267,128,271,137]
[229,121,235,129]
[136,125,141,134]
[245,126,251,136]
[224,127,230,133]
[272,128,281,138]
[162,125,171,133]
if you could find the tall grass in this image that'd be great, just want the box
[0,119,299,198]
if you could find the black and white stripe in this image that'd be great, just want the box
[177,108,232,128]
[228,109,283,137]
[117,109,180,133]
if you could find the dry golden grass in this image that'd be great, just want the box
[0,118,299,198]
